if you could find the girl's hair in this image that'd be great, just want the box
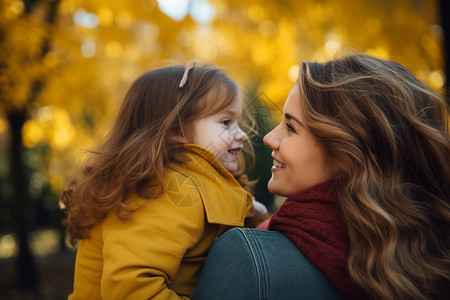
[61,63,242,245]
[297,54,450,299]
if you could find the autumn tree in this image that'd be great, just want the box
[0,0,62,291]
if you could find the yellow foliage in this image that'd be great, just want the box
[49,107,76,151]
[0,118,9,133]
[429,70,445,89]
[247,4,264,23]
[97,7,114,27]
[21,106,75,150]
[0,0,444,192]
[22,120,49,148]
[0,0,24,22]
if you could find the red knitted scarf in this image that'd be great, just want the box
[267,181,366,299]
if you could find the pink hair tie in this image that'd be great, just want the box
[179,60,198,88]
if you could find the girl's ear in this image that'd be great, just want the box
[170,135,189,143]
[173,124,194,144]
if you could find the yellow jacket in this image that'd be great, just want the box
[69,145,254,299]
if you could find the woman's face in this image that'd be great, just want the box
[263,86,335,197]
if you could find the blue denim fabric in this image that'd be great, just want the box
[193,228,349,300]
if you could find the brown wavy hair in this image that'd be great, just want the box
[60,63,249,245]
[297,54,449,299]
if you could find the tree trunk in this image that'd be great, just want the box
[7,111,37,291]
[4,0,62,291]
[439,0,449,103]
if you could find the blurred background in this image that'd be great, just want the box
[0,0,448,299]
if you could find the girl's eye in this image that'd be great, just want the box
[286,123,296,133]
[221,120,231,127]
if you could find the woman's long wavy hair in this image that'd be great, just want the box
[297,54,449,299]
[61,63,246,245]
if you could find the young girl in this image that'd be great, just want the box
[61,60,266,299]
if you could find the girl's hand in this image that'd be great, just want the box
[252,199,268,217]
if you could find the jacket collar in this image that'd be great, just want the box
[173,144,252,226]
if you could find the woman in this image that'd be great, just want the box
[193,54,450,300]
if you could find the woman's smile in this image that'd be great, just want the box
[272,156,286,169]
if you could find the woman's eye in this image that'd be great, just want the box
[286,123,296,132]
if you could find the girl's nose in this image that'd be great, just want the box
[263,126,280,150]
[235,126,248,142]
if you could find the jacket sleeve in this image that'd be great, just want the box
[100,173,205,300]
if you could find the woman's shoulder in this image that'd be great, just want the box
[193,228,350,300]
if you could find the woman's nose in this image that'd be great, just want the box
[263,126,280,150]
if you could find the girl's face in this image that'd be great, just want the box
[190,96,248,173]
[263,86,335,197]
